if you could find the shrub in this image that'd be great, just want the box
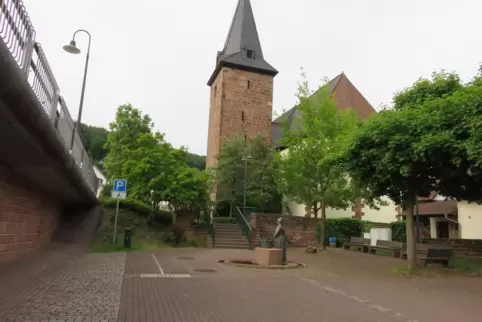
[164,226,186,245]
[361,220,373,233]
[316,218,364,246]
[100,197,172,226]
[390,221,406,242]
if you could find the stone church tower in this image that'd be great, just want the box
[206,0,278,171]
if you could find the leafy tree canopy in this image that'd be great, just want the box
[275,72,360,218]
[78,123,109,165]
[345,67,482,269]
[184,152,206,170]
[103,104,209,212]
[213,135,280,216]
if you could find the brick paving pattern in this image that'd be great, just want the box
[2,247,482,321]
[2,252,125,322]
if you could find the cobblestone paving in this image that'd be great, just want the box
[2,252,125,322]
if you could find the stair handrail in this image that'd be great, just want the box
[201,209,216,248]
[236,206,252,249]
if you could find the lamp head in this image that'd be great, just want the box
[63,40,81,54]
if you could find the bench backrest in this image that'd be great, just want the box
[350,236,370,244]
[426,247,454,259]
[376,240,403,249]
[417,243,453,250]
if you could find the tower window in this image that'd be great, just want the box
[246,49,255,60]
[242,111,245,121]
[247,80,251,90]
[214,86,217,97]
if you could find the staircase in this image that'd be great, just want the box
[211,223,251,249]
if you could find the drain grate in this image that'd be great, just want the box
[176,256,196,260]
[194,268,218,273]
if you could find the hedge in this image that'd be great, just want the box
[315,218,364,246]
[390,221,406,242]
[100,197,172,226]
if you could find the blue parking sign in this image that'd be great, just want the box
[113,179,127,192]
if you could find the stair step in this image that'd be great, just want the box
[215,245,250,249]
[215,232,244,237]
[215,240,250,246]
[215,243,250,248]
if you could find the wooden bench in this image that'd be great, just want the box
[400,243,433,260]
[343,237,370,253]
[417,248,454,267]
[400,244,454,264]
[368,240,403,258]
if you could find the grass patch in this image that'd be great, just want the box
[392,266,420,277]
[376,249,393,257]
[91,207,199,253]
[450,258,482,276]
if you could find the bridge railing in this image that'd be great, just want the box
[0,0,98,194]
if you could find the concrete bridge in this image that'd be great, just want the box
[0,0,100,264]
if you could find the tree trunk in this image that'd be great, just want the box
[229,202,233,218]
[313,202,319,218]
[321,201,327,249]
[405,194,417,271]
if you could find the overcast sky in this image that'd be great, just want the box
[23,0,481,156]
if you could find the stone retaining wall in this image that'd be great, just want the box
[250,213,318,248]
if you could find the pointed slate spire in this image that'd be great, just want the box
[208,0,278,85]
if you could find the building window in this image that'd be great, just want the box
[214,86,217,97]
[242,111,245,121]
[246,49,255,60]
[247,80,251,90]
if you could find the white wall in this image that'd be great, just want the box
[279,149,398,223]
[458,201,482,239]
[93,166,106,197]
[285,197,397,223]
[362,196,398,223]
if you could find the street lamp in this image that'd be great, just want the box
[63,29,92,151]
[242,149,252,215]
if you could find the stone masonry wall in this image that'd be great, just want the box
[250,213,318,248]
[206,67,274,171]
[0,163,62,264]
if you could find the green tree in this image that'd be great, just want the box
[103,104,153,180]
[274,72,359,248]
[78,123,109,164]
[213,135,280,216]
[155,167,210,212]
[184,152,206,170]
[214,136,247,217]
[345,69,482,270]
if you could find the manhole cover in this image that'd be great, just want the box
[176,256,195,260]
[194,268,218,273]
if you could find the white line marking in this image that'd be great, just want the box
[298,276,419,322]
[140,273,191,279]
[151,254,165,275]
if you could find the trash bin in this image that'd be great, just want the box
[124,228,132,249]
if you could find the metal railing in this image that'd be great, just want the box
[236,206,252,248]
[200,210,216,248]
[0,0,98,194]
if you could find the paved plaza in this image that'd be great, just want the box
[1,246,482,322]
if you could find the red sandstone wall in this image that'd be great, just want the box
[0,164,62,264]
[250,213,318,248]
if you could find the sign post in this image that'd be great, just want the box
[112,179,127,244]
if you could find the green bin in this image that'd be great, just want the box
[124,228,132,249]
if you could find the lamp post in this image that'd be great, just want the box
[242,149,252,215]
[63,29,92,151]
